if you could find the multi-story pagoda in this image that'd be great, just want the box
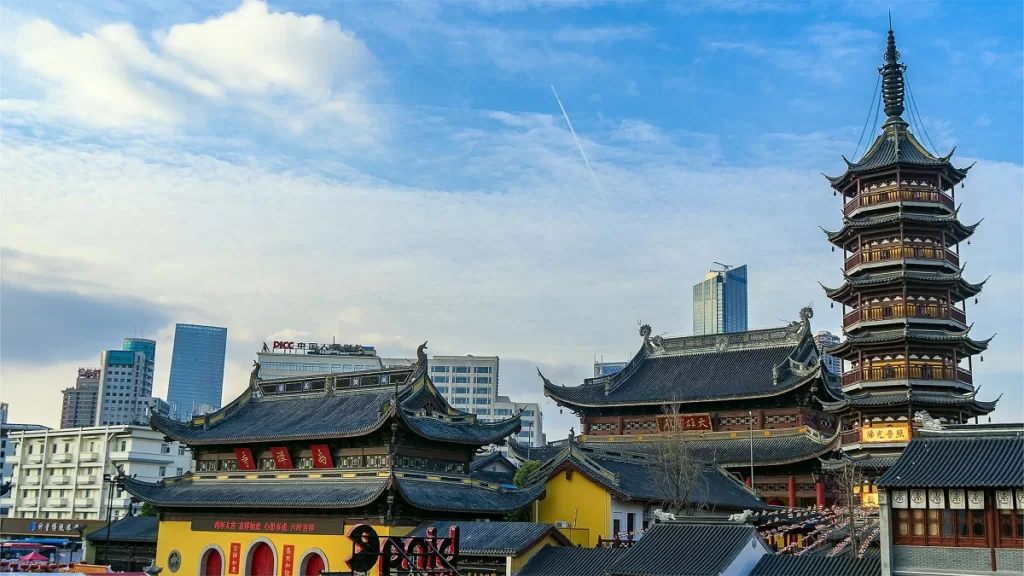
[534,308,841,509]
[123,347,542,576]
[818,28,998,466]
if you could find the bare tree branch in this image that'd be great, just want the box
[649,402,710,516]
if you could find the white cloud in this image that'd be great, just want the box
[553,25,652,44]
[5,1,377,133]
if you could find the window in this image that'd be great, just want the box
[494,409,513,416]
[613,519,621,538]
[998,509,1024,546]
[473,377,492,385]
[431,366,449,373]
[454,366,470,373]
[473,367,492,374]
[453,387,469,394]
[454,377,470,384]
[176,468,183,476]
[476,409,491,415]
[27,445,32,455]
[453,398,468,405]
[161,444,170,454]
[178,446,186,456]
[433,376,449,384]
[64,443,70,453]
[473,386,491,394]
[158,466,166,477]
[436,386,448,393]
[895,508,987,547]
[473,398,490,405]
[120,441,127,451]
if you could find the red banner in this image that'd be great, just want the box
[270,447,293,469]
[234,448,256,471]
[229,542,241,574]
[282,544,295,576]
[311,444,333,468]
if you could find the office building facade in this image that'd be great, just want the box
[1,425,191,521]
[167,324,228,421]
[61,368,101,428]
[494,396,545,448]
[692,264,749,335]
[594,361,627,377]
[95,339,158,426]
[813,331,843,375]
[256,340,383,379]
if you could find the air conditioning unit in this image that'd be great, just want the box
[554,521,571,529]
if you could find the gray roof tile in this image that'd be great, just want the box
[407,521,570,556]
[517,546,628,576]
[877,433,1024,488]
[750,549,881,576]
[396,477,544,514]
[607,522,769,576]
[122,475,389,509]
[86,516,159,543]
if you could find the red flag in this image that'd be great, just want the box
[311,444,333,468]
[234,448,256,471]
[270,447,293,469]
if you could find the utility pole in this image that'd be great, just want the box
[748,410,755,492]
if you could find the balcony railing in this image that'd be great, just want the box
[26,454,43,464]
[844,187,954,216]
[842,303,967,328]
[49,476,70,485]
[51,453,73,463]
[77,475,98,484]
[842,365,973,386]
[23,477,40,485]
[79,452,100,462]
[73,498,95,507]
[21,498,38,507]
[844,244,959,271]
[45,498,69,507]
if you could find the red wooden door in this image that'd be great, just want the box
[303,554,326,576]
[248,543,275,576]
[203,550,223,576]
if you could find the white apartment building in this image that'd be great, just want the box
[494,395,545,447]
[1,402,49,516]
[1,425,191,521]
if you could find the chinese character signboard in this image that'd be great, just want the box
[191,517,348,535]
[859,423,910,444]
[234,448,256,471]
[270,447,293,469]
[311,444,333,468]
[0,518,106,537]
[282,544,295,576]
[346,524,460,575]
[229,543,241,574]
[657,413,713,433]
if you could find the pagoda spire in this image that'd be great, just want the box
[880,24,907,126]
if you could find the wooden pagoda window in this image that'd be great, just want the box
[895,509,987,547]
[998,510,1024,548]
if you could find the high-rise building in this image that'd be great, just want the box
[494,395,545,448]
[0,425,191,521]
[813,331,842,375]
[594,361,627,377]
[429,355,499,417]
[0,403,48,515]
[692,264,748,335]
[167,324,228,421]
[257,340,384,379]
[95,339,158,426]
[60,368,101,428]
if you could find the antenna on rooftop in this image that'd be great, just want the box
[713,262,733,271]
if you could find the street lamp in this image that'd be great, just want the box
[101,467,126,567]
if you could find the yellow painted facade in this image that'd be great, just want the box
[508,534,566,573]
[532,470,610,548]
[157,519,410,576]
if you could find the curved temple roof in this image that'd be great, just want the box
[150,365,521,446]
[825,326,993,357]
[818,388,999,416]
[543,313,826,409]
[821,212,980,247]
[122,472,545,514]
[820,270,987,305]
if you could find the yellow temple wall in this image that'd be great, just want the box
[157,519,406,576]
[533,471,610,548]
[509,534,568,572]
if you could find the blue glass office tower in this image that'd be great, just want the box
[167,324,227,421]
[123,338,156,363]
[692,265,748,335]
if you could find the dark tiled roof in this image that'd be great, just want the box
[122,475,389,509]
[407,522,570,556]
[470,451,516,472]
[822,212,978,245]
[827,327,991,356]
[395,477,545,514]
[750,549,881,576]
[471,469,515,485]
[152,372,521,446]
[509,438,565,463]
[877,433,1024,488]
[824,126,969,188]
[525,445,769,511]
[517,546,628,576]
[821,270,986,304]
[86,516,159,543]
[544,322,824,408]
[819,389,999,417]
[607,522,769,576]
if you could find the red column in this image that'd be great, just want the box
[788,476,797,507]
[745,476,752,488]
[816,480,825,507]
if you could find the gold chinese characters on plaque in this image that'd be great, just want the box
[860,423,910,444]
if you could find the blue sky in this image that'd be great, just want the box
[2,0,1021,436]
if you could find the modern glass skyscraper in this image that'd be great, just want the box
[167,324,228,421]
[692,265,748,335]
[122,338,156,363]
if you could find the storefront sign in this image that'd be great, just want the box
[859,423,909,443]
[0,518,106,537]
[191,517,348,535]
[234,448,256,471]
[346,524,460,575]
[657,413,712,432]
[282,544,295,576]
[266,341,374,356]
[270,447,293,469]
[229,543,241,574]
[311,444,333,468]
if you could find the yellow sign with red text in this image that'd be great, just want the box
[860,423,910,444]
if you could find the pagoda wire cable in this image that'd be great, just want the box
[905,73,939,154]
[853,74,881,160]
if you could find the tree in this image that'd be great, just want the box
[649,403,708,516]
[505,460,543,522]
[138,502,157,517]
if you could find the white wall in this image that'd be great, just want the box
[722,534,770,576]
[610,498,645,538]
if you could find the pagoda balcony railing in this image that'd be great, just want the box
[844,187,954,216]
[842,365,973,386]
[842,303,966,328]
[844,244,958,271]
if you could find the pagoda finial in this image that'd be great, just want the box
[880,23,907,125]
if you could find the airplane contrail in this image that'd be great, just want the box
[550,85,603,195]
